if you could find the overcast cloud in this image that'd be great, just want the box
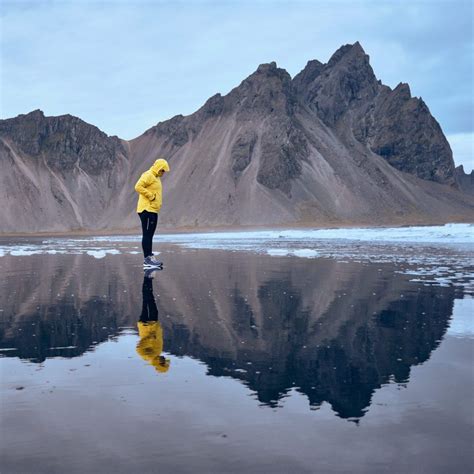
[1,0,472,171]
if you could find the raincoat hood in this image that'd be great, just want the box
[151,158,170,176]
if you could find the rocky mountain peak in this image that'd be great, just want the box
[256,61,278,73]
[327,41,366,67]
[0,111,125,175]
[227,61,295,119]
[392,82,412,100]
[292,59,324,94]
[295,42,379,125]
[323,41,378,93]
[363,85,456,184]
[25,109,45,119]
[242,61,292,90]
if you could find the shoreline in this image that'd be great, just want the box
[0,218,472,239]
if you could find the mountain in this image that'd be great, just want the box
[1,42,473,233]
[455,165,474,196]
[0,110,134,232]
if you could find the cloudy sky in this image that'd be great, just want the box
[1,0,472,171]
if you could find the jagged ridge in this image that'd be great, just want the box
[0,42,472,233]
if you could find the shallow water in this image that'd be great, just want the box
[0,236,473,473]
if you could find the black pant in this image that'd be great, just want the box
[140,276,158,322]
[139,211,158,258]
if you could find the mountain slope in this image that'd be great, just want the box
[130,44,472,228]
[0,110,136,232]
[0,42,472,233]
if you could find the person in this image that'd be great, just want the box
[134,158,170,268]
[136,271,170,373]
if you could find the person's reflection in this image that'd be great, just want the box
[136,270,170,373]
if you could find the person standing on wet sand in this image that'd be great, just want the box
[135,158,170,268]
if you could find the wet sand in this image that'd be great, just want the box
[1,215,472,238]
[0,241,473,473]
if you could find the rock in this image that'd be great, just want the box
[228,61,296,119]
[292,59,324,95]
[149,114,189,147]
[231,130,257,180]
[295,42,379,126]
[365,84,456,185]
[0,109,125,176]
[257,123,307,195]
[455,165,474,195]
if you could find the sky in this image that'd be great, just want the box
[1,0,473,171]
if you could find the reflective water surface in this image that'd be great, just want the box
[0,239,473,473]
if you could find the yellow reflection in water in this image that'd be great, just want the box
[137,321,170,373]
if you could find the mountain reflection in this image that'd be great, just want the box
[0,250,455,418]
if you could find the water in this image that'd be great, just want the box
[0,231,473,473]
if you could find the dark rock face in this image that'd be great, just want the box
[364,85,456,184]
[257,123,307,195]
[295,42,379,126]
[231,130,257,180]
[0,110,125,175]
[227,62,306,194]
[294,43,456,186]
[230,62,296,120]
[148,114,189,148]
[455,165,474,195]
[292,59,324,94]
[187,94,227,139]
[199,93,225,118]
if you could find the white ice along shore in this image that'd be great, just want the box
[0,223,473,293]
[0,223,472,254]
[160,222,474,245]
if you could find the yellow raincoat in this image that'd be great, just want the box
[135,159,170,213]
[136,321,170,373]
